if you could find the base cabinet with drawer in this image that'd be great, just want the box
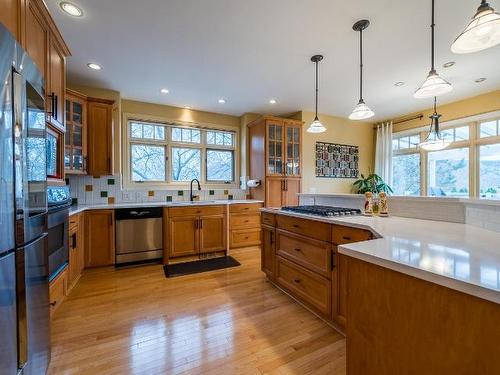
[165,205,227,261]
[229,203,263,248]
[261,212,373,332]
[85,209,115,267]
[49,267,67,318]
[68,212,84,292]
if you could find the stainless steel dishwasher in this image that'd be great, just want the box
[115,207,163,265]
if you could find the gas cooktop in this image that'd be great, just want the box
[281,205,361,217]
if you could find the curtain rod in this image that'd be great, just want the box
[373,114,424,129]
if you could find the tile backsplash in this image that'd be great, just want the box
[67,174,247,205]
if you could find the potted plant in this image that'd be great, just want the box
[353,173,393,195]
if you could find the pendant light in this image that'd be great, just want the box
[451,0,500,54]
[307,55,326,133]
[414,0,453,99]
[349,20,374,121]
[419,97,450,151]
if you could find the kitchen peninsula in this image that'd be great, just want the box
[261,207,500,374]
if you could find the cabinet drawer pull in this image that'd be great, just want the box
[294,248,301,252]
[342,236,352,241]
[50,301,57,307]
[293,278,301,283]
[293,224,300,228]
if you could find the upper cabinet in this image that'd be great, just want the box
[25,0,48,81]
[248,116,303,208]
[47,35,66,131]
[65,89,87,174]
[0,0,21,40]
[87,98,114,176]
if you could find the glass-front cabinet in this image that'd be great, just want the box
[65,89,87,174]
[266,119,301,177]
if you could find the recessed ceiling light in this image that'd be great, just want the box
[269,99,277,104]
[475,77,487,83]
[60,1,83,17]
[218,98,226,104]
[394,81,405,87]
[87,63,102,71]
[184,105,192,109]
[160,88,169,94]
[443,61,456,68]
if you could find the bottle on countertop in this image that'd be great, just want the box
[364,192,373,216]
[379,192,389,217]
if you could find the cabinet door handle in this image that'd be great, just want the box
[194,219,198,229]
[342,236,352,241]
[285,180,288,191]
[54,94,58,120]
[71,233,77,248]
[199,219,203,229]
[270,231,274,245]
[50,301,57,307]
[331,253,336,270]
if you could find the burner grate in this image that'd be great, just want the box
[282,205,361,217]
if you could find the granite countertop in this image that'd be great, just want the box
[262,208,500,305]
[69,199,263,216]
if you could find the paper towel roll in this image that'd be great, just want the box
[247,179,261,188]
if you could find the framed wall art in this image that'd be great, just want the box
[315,142,359,178]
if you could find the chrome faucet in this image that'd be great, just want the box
[190,178,201,201]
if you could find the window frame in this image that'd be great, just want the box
[123,113,239,189]
[392,112,500,199]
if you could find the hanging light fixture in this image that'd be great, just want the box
[349,20,374,121]
[414,0,453,99]
[419,97,450,151]
[451,0,500,54]
[307,55,326,133]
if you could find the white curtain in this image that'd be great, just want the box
[375,121,393,185]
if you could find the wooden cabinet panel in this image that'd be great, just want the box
[168,216,198,257]
[168,205,225,218]
[276,215,331,242]
[276,256,331,316]
[47,35,65,131]
[331,251,347,329]
[49,267,67,318]
[261,225,275,278]
[85,210,115,267]
[230,213,260,230]
[261,212,276,227]
[87,99,113,176]
[284,122,301,177]
[68,213,84,291]
[332,224,372,245]
[265,178,284,208]
[230,228,261,248]
[283,178,300,207]
[25,0,48,80]
[199,214,226,253]
[277,230,331,278]
[265,119,285,177]
[229,203,262,213]
[0,0,20,40]
[65,89,87,174]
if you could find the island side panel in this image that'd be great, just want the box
[346,256,500,375]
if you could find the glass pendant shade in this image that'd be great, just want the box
[419,103,449,151]
[307,116,327,133]
[451,5,500,54]
[414,70,453,99]
[349,100,374,121]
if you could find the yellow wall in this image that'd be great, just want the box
[392,90,500,133]
[298,111,374,194]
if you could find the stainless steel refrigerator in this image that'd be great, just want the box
[1,23,50,375]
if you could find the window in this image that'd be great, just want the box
[125,119,237,186]
[427,148,469,197]
[391,115,500,199]
[480,143,500,199]
[393,154,420,196]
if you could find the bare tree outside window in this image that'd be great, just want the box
[207,150,233,181]
[172,148,201,181]
[131,144,166,181]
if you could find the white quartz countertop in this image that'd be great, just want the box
[262,208,500,304]
[69,199,263,216]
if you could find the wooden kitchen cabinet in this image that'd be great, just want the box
[25,0,48,80]
[47,34,66,131]
[68,213,84,291]
[0,0,21,41]
[65,89,87,174]
[229,203,263,249]
[85,210,115,267]
[165,205,227,261]
[248,116,303,207]
[49,267,67,318]
[331,251,348,329]
[87,98,114,176]
[261,224,275,279]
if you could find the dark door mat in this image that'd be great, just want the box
[164,256,241,278]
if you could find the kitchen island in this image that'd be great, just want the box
[261,208,500,374]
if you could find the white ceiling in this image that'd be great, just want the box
[46,0,500,121]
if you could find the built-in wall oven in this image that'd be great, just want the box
[47,186,71,280]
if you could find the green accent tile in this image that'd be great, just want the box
[223,189,229,195]
[100,191,108,198]
[177,191,184,196]
[166,196,173,202]
[71,198,78,205]
[209,190,215,196]
[107,178,115,185]
[228,194,233,200]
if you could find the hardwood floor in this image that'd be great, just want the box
[48,247,346,375]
